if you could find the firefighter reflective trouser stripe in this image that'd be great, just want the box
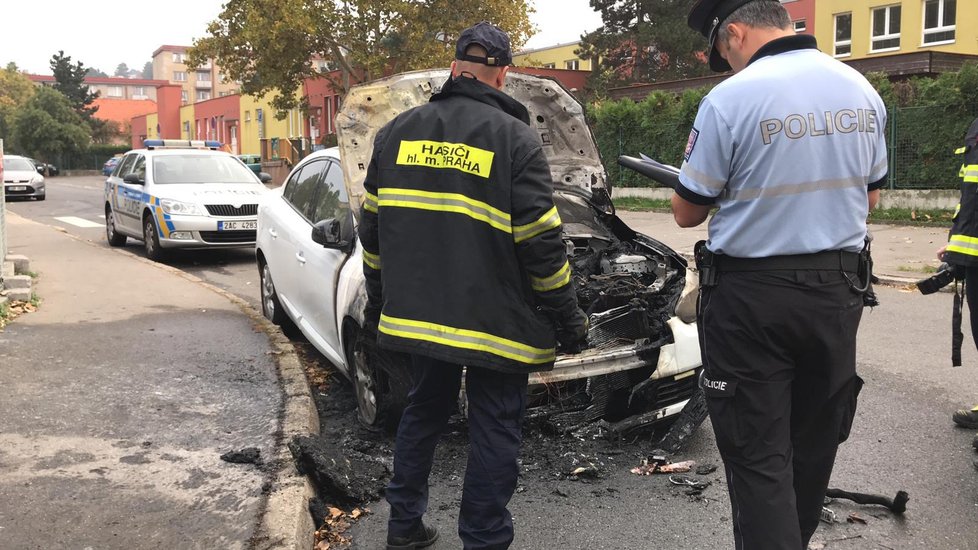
[377,188,512,234]
[530,260,571,292]
[387,356,527,548]
[362,249,381,271]
[948,234,978,257]
[961,164,978,183]
[378,313,556,365]
[698,270,863,550]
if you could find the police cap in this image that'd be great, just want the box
[456,21,513,67]
[688,0,780,72]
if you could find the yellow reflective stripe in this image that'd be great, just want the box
[379,314,555,365]
[513,206,562,244]
[362,249,381,270]
[955,147,967,154]
[962,165,978,183]
[948,234,978,256]
[954,203,961,219]
[363,191,378,213]
[531,261,572,292]
[377,188,512,234]
[395,140,494,179]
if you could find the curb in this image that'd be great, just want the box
[14,213,318,550]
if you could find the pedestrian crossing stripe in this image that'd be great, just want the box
[54,216,104,228]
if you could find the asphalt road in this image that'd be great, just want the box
[9,176,978,549]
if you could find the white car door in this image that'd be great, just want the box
[109,153,143,235]
[266,160,326,321]
[297,160,352,366]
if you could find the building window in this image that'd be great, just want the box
[923,0,956,44]
[107,86,123,98]
[565,59,580,71]
[542,63,556,69]
[196,71,211,83]
[183,121,191,138]
[197,90,211,101]
[132,86,146,98]
[173,71,187,82]
[793,19,806,33]
[245,111,251,122]
[172,52,186,63]
[871,5,901,52]
[834,13,852,57]
[181,90,189,103]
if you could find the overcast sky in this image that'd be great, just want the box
[0,1,603,76]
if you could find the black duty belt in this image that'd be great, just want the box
[716,250,861,273]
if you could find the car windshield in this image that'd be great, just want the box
[3,157,34,171]
[153,155,258,184]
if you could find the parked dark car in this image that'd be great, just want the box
[102,156,121,176]
[28,159,59,176]
[237,154,262,175]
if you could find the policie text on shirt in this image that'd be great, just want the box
[760,109,880,145]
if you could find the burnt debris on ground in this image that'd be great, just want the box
[220,447,262,465]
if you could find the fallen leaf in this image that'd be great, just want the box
[329,507,344,519]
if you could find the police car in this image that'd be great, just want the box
[104,140,272,261]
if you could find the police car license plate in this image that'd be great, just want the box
[8,186,27,191]
[218,220,257,231]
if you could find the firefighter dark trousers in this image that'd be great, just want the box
[386,354,529,550]
[698,270,864,549]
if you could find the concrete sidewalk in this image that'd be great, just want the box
[618,210,948,286]
[0,212,315,549]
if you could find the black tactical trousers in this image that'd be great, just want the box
[698,270,864,549]
[386,354,528,550]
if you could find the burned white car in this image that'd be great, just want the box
[259,69,701,432]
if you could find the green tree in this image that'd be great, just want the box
[580,0,712,92]
[50,50,99,120]
[114,63,131,77]
[86,67,109,78]
[189,0,534,111]
[0,65,37,150]
[11,86,90,162]
[142,61,154,79]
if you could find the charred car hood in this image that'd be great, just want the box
[336,69,606,218]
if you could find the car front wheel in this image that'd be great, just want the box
[260,261,288,325]
[143,215,166,261]
[106,206,127,246]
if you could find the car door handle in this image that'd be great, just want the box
[268,228,278,239]
[295,252,306,264]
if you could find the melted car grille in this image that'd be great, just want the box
[199,230,257,243]
[205,204,258,216]
[642,373,698,409]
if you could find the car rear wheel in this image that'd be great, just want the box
[143,215,166,261]
[105,206,127,246]
[260,261,288,325]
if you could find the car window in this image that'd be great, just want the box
[116,154,137,178]
[2,157,34,171]
[152,154,257,184]
[284,160,327,222]
[132,155,146,181]
[310,161,350,224]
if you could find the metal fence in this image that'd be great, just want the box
[598,104,969,190]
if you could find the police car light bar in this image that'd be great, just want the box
[143,139,222,150]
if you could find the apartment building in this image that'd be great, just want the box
[151,45,239,105]
[513,41,594,71]
[27,74,168,101]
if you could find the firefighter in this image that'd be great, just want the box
[938,116,978,460]
[674,1,887,547]
[357,21,588,550]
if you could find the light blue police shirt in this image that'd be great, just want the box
[677,35,888,258]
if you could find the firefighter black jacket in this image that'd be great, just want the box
[946,117,978,267]
[357,74,580,373]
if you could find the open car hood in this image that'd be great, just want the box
[336,69,607,219]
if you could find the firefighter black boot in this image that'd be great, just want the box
[386,521,439,550]
[952,405,978,429]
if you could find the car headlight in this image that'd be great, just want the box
[160,198,203,215]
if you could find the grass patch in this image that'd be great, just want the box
[898,264,939,273]
[610,196,955,227]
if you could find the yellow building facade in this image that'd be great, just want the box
[179,105,195,141]
[513,41,593,71]
[815,0,978,60]
[145,113,159,141]
[239,92,305,158]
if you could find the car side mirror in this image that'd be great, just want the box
[258,172,273,184]
[123,173,144,185]
[311,218,352,252]
[36,165,44,174]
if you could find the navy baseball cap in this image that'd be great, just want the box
[688,0,780,72]
[455,21,512,67]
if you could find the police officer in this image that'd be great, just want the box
[675,1,888,547]
[357,21,588,550]
[938,117,978,455]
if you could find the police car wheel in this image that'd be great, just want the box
[142,215,166,261]
[259,261,288,325]
[105,206,127,247]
